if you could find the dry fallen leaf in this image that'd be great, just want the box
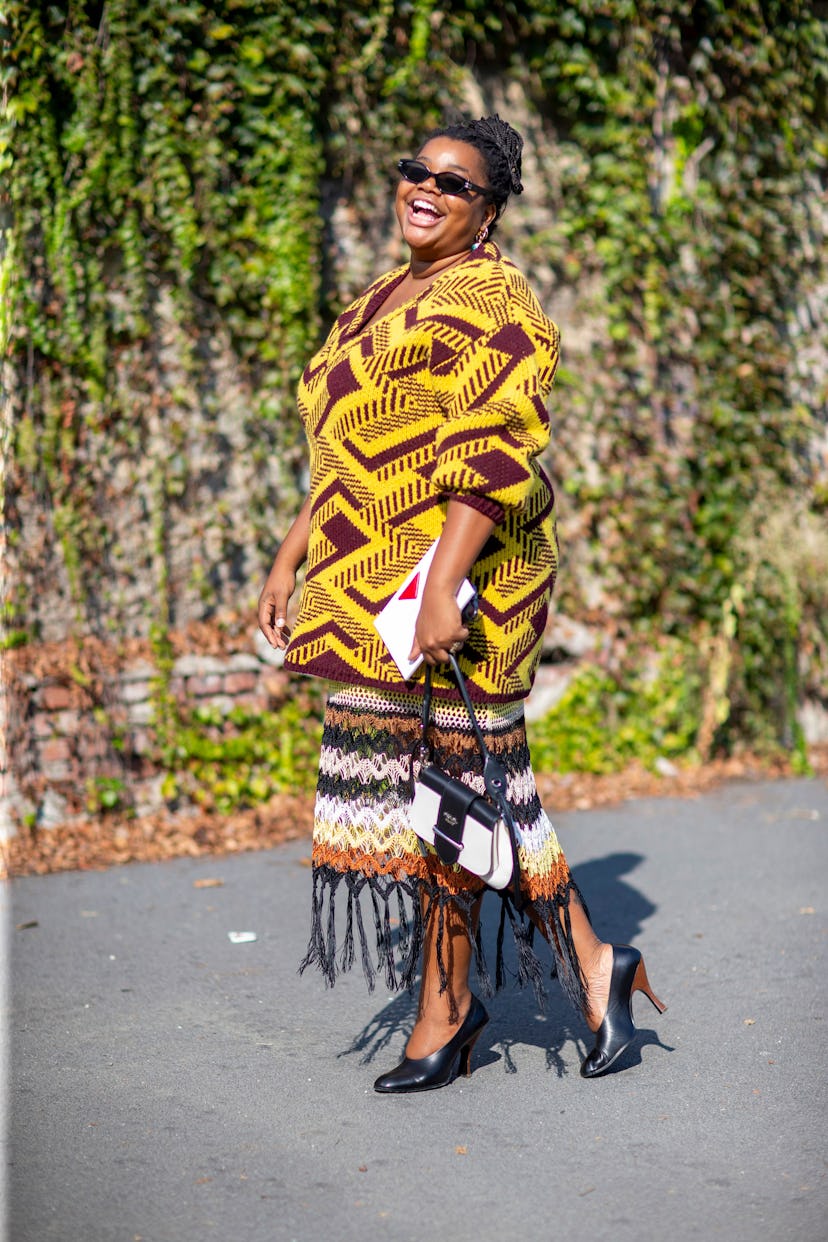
[193,877,224,889]
[15,920,39,930]
[455,1146,467,1155]
[7,743,826,879]
[744,1018,756,1026]
[358,1165,367,1173]
[799,906,815,915]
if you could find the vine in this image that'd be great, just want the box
[2,0,827,786]
[433,0,828,755]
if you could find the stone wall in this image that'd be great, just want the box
[5,614,827,850]
[0,615,596,842]
[0,631,289,841]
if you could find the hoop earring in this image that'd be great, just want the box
[471,224,489,251]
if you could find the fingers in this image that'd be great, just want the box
[414,588,472,666]
[271,616,291,649]
[414,627,469,666]
[258,592,291,649]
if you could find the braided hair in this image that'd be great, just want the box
[425,113,524,235]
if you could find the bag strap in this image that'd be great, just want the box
[419,655,524,906]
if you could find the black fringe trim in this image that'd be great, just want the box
[298,864,589,1017]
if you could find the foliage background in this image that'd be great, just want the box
[2,0,827,798]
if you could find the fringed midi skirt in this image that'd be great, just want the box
[300,683,587,1015]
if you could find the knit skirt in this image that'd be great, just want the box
[299,682,587,1015]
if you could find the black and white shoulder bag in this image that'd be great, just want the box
[411,653,523,904]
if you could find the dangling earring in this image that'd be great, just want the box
[471,224,489,251]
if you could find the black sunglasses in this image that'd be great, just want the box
[397,158,493,199]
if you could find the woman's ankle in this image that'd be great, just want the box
[406,990,473,1057]
[583,942,613,1032]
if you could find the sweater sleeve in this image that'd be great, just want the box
[429,315,559,515]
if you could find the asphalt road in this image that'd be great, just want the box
[6,777,828,1242]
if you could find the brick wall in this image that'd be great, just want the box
[1,635,289,839]
[4,619,826,847]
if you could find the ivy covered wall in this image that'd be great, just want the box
[2,0,827,765]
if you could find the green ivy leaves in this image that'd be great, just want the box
[3,0,826,768]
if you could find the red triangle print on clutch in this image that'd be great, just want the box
[399,573,420,601]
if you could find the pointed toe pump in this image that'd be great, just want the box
[373,994,489,1094]
[581,945,667,1080]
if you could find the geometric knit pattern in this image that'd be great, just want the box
[283,242,560,703]
[299,683,587,1014]
[313,683,570,897]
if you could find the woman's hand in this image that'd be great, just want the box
[411,586,469,666]
[258,566,296,649]
[409,498,497,667]
[257,494,312,650]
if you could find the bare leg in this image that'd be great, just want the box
[405,894,481,1059]
[529,893,613,1033]
[407,887,615,1054]
[566,895,614,1032]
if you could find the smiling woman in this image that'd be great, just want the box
[396,138,495,261]
[257,113,667,1093]
[351,134,500,328]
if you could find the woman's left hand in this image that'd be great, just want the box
[411,587,469,666]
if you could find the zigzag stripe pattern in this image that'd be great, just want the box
[312,688,570,899]
[284,243,560,702]
[301,686,587,1012]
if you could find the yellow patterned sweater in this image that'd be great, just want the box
[283,241,560,702]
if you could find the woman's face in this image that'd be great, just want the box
[395,137,497,263]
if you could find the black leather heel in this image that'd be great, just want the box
[373,994,489,1093]
[580,945,666,1079]
[458,1031,483,1078]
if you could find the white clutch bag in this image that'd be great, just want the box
[374,540,476,680]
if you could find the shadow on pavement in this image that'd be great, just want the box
[572,851,659,944]
[338,848,671,1075]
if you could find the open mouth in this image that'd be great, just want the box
[409,197,442,222]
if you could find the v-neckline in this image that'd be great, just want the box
[346,245,490,341]
[353,268,410,337]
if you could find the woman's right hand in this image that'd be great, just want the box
[258,494,312,649]
[258,566,296,650]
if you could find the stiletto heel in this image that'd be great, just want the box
[458,1031,483,1077]
[633,957,667,1015]
[580,946,666,1079]
[373,995,489,1093]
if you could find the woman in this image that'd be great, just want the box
[258,114,665,1090]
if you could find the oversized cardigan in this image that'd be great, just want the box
[282,241,560,702]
